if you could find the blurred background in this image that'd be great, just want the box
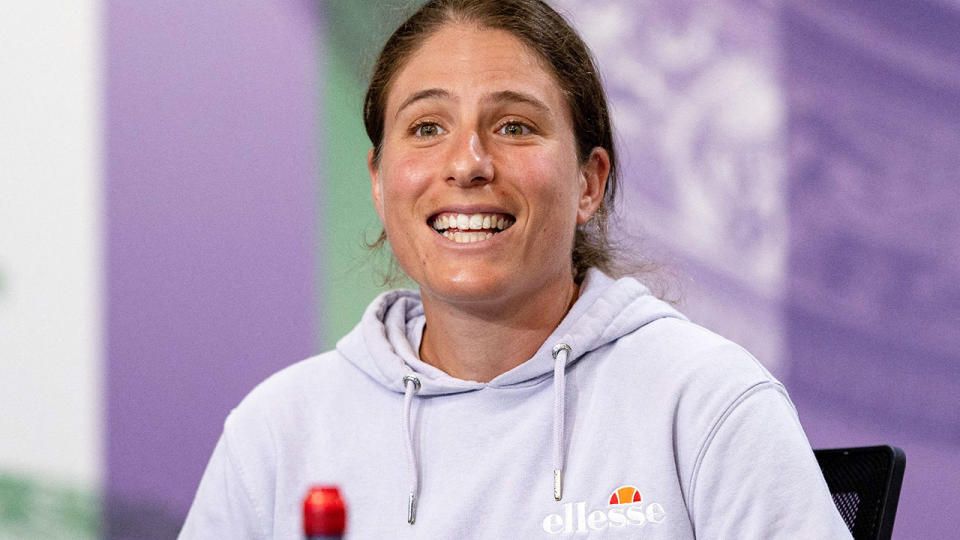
[1,0,957,538]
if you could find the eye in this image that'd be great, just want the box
[498,121,532,137]
[413,122,445,137]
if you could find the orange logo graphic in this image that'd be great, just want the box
[609,485,642,505]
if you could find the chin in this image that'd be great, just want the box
[419,271,512,306]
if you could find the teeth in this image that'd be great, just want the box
[440,230,495,243]
[431,212,515,233]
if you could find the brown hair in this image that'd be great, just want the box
[364,0,620,283]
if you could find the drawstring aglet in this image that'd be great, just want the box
[554,468,563,501]
[408,492,418,524]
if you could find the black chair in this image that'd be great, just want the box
[814,445,905,540]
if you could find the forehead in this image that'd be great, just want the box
[385,23,567,116]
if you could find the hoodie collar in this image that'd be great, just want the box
[335,268,685,396]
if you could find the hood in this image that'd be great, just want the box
[336,268,685,397]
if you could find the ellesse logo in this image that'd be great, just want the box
[609,485,643,505]
[541,485,666,535]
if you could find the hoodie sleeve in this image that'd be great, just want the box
[179,422,269,539]
[689,383,852,539]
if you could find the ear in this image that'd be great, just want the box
[576,147,610,225]
[368,147,386,223]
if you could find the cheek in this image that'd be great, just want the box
[379,155,434,215]
[512,152,581,218]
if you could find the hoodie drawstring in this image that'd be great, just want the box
[401,343,570,523]
[402,375,421,524]
[551,342,571,501]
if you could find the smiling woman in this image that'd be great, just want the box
[180,1,852,538]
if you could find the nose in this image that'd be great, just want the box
[446,131,493,187]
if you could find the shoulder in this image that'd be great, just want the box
[237,351,351,405]
[222,349,381,443]
[585,316,793,471]
[585,314,788,418]
[637,317,788,428]
[598,316,781,395]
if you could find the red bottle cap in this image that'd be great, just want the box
[303,485,346,536]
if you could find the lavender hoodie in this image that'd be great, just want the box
[180,269,851,538]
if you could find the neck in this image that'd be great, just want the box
[418,276,579,383]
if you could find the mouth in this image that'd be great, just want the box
[428,211,515,243]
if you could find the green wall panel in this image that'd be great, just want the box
[320,2,416,348]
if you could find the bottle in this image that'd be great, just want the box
[303,485,346,540]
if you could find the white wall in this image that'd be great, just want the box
[0,1,103,491]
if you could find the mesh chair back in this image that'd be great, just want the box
[814,445,905,540]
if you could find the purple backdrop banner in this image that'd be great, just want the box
[106,1,320,536]
[784,1,960,538]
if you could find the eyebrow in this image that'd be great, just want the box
[482,90,551,115]
[395,88,451,119]
[393,88,551,119]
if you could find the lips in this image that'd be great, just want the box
[429,211,515,243]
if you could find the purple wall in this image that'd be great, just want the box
[106,1,320,535]
[784,2,960,538]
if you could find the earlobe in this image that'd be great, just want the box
[577,148,610,225]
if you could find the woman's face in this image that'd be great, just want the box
[370,23,608,309]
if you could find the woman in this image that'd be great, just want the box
[182,1,851,537]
